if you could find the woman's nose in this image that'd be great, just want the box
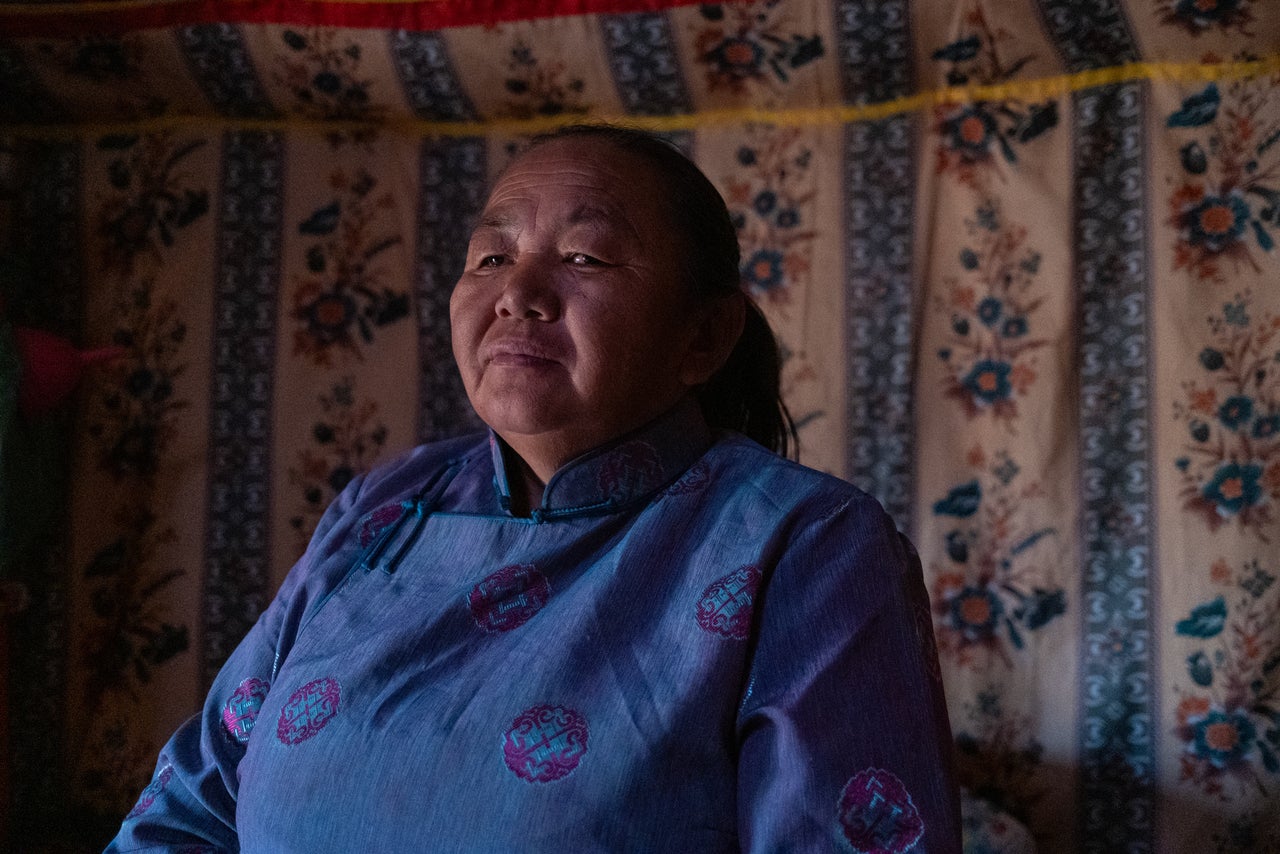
[495,259,560,321]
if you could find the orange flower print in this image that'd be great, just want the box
[1263,461,1280,495]
[1177,695,1212,726]
[1210,559,1232,585]
[1189,386,1218,415]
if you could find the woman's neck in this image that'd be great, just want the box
[503,452,547,518]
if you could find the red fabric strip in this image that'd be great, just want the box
[0,0,704,38]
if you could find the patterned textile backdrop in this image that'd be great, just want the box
[1,1,1279,851]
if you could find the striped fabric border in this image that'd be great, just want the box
[177,23,279,119]
[836,0,917,530]
[1071,79,1159,854]
[389,29,477,121]
[414,137,486,442]
[1033,0,1159,848]
[599,10,694,116]
[202,130,284,686]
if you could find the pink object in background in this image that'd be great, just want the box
[12,327,124,418]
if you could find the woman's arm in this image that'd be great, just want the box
[104,475,369,853]
[736,493,962,853]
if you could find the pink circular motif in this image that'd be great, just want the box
[126,765,173,819]
[276,677,342,745]
[469,564,551,632]
[837,768,924,854]
[664,460,712,496]
[502,704,589,783]
[359,502,407,548]
[695,565,762,640]
[596,440,664,501]
[222,676,270,744]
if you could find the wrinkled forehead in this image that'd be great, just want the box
[481,138,675,228]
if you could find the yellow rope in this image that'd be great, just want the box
[5,54,1277,139]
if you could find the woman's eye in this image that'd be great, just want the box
[477,254,505,268]
[566,252,602,266]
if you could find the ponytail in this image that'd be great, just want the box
[695,298,797,459]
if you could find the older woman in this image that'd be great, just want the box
[108,126,960,853]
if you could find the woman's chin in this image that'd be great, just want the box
[474,396,575,441]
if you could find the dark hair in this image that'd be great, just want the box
[522,124,798,459]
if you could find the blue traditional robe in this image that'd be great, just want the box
[107,400,961,853]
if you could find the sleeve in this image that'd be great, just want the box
[736,493,962,854]
[103,475,370,853]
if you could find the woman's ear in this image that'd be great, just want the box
[679,291,746,388]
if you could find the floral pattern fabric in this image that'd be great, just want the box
[2,0,1279,851]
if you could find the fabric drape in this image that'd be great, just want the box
[1,1,1278,851]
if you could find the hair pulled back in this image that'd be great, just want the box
[522,124,798,459]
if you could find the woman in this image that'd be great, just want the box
[108,126,960,853]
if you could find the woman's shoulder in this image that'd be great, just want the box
[704,433,874,499]
[697,432,893,530]
[280,432,490,593]
[354,431,489,504]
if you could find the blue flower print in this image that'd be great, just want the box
[948,585,1003,641]
[959,248,979,270]
[753,191,777,216]
[976,298,1003,327]
[1199,347,1225,370]
[1175,596,1227,638]
[1189,708,1256,769]
[933,480,982,518]
[944,105,998,157]
[736,146,757,166]
[704,37,765,80]
[962,359,1013,405]
[975,203,998,231]
[313,71,342,95]
[742,249,785,292]
[1217,396,1254,431]
[1202,462,1264,516]
[1002,316,1028,338]
[300,291,357,346]
[1185,192,1251,254]
[775,208,799,229]
[1223,300,1249,327]
[1253,414,1280,440]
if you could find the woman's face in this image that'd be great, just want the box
[450,138,708,468]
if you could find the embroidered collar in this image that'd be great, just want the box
[489,397,711,519]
